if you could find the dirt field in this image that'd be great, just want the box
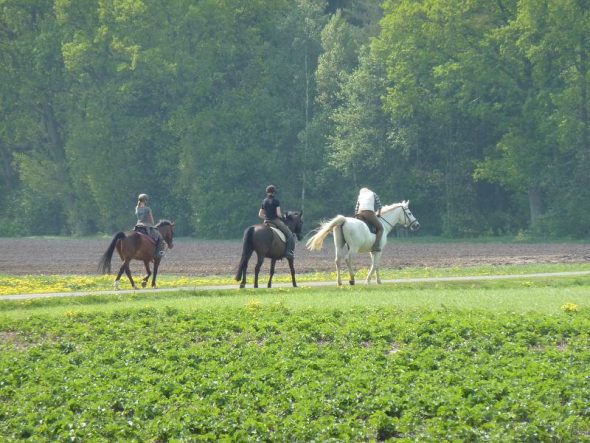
[0,237,589,276]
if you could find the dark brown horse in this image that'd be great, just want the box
[98,220,175,289]
[235,211,304,288]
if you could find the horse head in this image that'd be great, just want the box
[401,201,420,231]
[285,211,304,240]
[157,220,175,249]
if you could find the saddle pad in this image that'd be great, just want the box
[270,227,286,243]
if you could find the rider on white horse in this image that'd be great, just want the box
[306,200,419,285]
[355,187,383,252]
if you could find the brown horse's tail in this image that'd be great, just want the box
[235,226,255,281]
[98,232,126,274]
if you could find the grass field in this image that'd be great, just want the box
[1,268,590,441]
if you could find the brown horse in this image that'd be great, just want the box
[235,211,304,288]
[98,220,175,289]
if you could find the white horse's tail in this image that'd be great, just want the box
[306,215,347,251]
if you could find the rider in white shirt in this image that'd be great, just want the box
[355,187,383,252]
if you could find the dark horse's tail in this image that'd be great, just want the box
[235,226,255,281]
[98,232,126,274]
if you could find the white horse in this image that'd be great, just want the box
[306,201,419,285]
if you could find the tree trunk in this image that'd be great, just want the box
[528,187,543,227]
[41,100,77,232]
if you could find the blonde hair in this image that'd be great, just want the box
[136,194,148,212]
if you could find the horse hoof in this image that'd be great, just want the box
[239,284,245,289]
[349,280,355,286]
[141,282,147,288]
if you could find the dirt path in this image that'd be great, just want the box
[0,237,589,276]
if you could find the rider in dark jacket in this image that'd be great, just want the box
[258,185,295,260]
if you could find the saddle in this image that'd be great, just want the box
[133,224,157,245]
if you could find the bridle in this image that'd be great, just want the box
[379,206,418,230]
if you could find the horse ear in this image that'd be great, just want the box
[171,221,175,226]
[300,210,303,219]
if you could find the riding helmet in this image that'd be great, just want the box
[266,185,277,194]
[138,193,149,202]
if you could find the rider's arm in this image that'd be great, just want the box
[374,193,382,216]
[276,206,283,219]
[258,208,266,220]
[148,209,155,225]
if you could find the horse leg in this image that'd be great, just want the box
[123,259,137,289]
[142,261,151,288]
[239,259,249,289]
[114,263,126,290]
[335,248,344,286]
[345,252,355,286]
[366,252,379,284]
[254,254,264,289]
[151,259,159,288]
[373,252,382,284]
[287,257,297,288]
[267,259,276,288]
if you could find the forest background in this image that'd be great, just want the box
[1,0,589,239]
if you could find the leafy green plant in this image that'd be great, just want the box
[1,284,589,441]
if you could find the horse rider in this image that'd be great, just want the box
[135,193,165,258]
[258,185,295,260]
[355,187,384,252]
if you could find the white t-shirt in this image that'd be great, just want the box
[356,188,376,212]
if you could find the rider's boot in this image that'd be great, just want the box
[371,230,383,252]
[155,239,165,258]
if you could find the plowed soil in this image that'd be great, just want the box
[0,237,589,276]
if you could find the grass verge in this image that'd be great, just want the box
[1,262,590,295]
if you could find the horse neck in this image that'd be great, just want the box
[285,217,299,233]
[157,225,170,242]
[380,207,403,232]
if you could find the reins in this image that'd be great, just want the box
[379,214,396,230]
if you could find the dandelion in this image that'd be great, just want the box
[561,303,579,313]
[246,299,262,311]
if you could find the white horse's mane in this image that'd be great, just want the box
[380,201,407,215]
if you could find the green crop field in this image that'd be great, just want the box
[1,273,590,441]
